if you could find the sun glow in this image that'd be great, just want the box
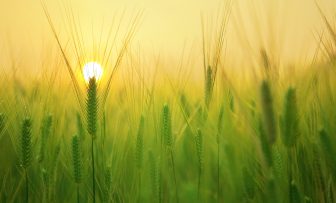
[83,62,103,83]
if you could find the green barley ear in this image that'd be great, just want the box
[38,114,53,162]
[76,112,85,141]
[280,87,299,148]
[21,117,32,169]
[205,65,213,107]
[260,80,277,145]
[135,115,145,170]
[162,104,173,147]
[71,135,82,184]
[87,77,98,139]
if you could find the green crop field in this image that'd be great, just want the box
[1,1,336,203]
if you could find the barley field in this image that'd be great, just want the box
[0,0,336,203]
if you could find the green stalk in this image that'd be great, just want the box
[91,139,95,203]
[217,105,224,202]
[195,129,203,200]
[25,170,28,203]
[136,115,145,201]
[77,185,80,203]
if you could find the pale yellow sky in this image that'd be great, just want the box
[0,0,335,71]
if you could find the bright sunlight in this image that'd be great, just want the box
[83,62,103,83]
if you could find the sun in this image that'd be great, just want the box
[83,62,103,83]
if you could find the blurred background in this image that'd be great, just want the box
[0,0,335,73]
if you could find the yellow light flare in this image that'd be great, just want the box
[83,62,103,83]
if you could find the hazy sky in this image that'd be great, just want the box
[0,0,335,69]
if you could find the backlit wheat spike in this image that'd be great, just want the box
[280,87,299,148]
[260,80,277,145]
[162,103,179,202]
[272,146,285,181]
[72,135,81,203]
[205,65,213,107]
[162,104,173,147]
[21,117,32,169]
[87,78,98,139]
[135,115,145,170]
[21,117,32,203]
[38,114,53,163]
[149,150,159,202]
[72,135,82,184]
[103,166,112,203]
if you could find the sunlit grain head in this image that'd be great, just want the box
[83,62,103,83]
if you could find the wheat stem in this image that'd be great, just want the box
[25,169,28,203]
[91,138,96,203]
[217,105,224,202]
